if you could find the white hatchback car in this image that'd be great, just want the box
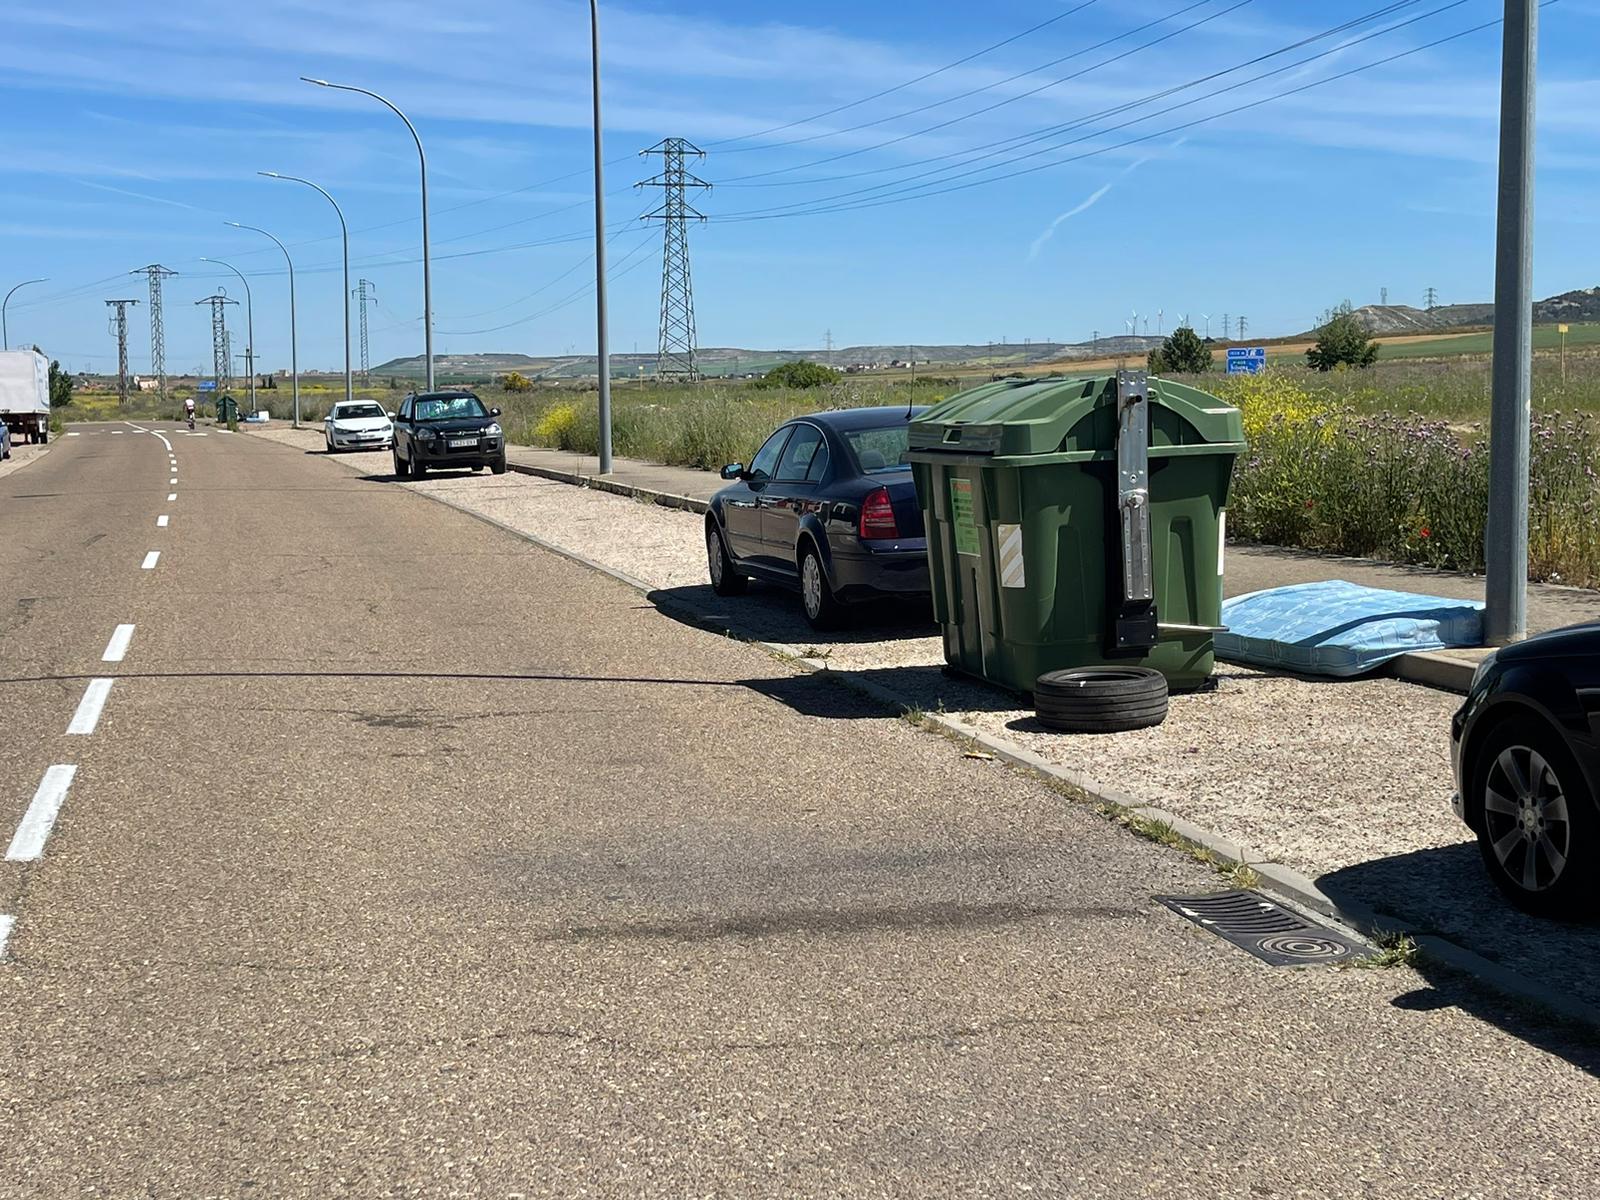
[323,401,394,453]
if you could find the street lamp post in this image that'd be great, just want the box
[199,257,256,413]
[227,222,299,427]
[590,0,613,474]
[3,278,48,350]
[260,172,351,407]
[302,77,432,391]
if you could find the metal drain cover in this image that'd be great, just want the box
[1156,890,1371,966]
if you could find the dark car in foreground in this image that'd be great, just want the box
[1451,623,1600,917]
[706,406,929,629]
[392,390,507,479]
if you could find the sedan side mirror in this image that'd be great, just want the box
[385,410,394,419]
[490,407,502,417]
[720,463,746,481]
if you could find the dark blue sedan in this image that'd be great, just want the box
[706,407,929,629]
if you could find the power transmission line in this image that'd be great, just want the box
[639,139,710,379]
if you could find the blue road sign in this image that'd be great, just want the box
[1226,347,1266,375]
[197,380,217,391]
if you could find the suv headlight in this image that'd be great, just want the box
[484,422,502,436]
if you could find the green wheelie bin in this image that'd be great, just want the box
[906,370,1245,693]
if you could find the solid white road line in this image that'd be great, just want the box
[141,551,160,570]
[157,515,169,527]
[102,624,135,661]
[7,765,78,862]
[0,914,13,959]
[66,679,114,735]
[167,493,177,502]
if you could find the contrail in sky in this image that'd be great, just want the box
[1027,139,1186,261]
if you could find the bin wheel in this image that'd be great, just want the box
[1034,667,1169,733]
[800,543,844,630]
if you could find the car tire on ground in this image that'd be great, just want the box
[1034,667,1169,733]
[799,542,844,630]
[490,458,507,475]
[325,435,336,454]
[392,448,408,481]
[1470,716,1599,919]
[706,521,747,597]
[412,454,426,478]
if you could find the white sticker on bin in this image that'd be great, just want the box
[997,523,1026,589]
[1218,510,1227,576]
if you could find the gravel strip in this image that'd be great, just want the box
[245,422,1600,1006]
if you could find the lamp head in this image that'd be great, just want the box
[301,76,330,87]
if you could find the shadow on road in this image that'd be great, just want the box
[1319,844,1600,1076]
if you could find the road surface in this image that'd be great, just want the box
[1,422,1597,1196]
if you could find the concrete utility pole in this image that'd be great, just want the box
[3,278,47,351]
[228,222,299,427]
[201,258,256,413]
[133,265,176,400]
[303,77,433,391]
[1485,0,1537,646]
[104,299,139,405]
[589,0,613,472]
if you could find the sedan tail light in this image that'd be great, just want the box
[859,487,900,539]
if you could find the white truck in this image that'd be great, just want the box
[0,349,51,445]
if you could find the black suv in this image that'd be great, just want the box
[392,390,508,478]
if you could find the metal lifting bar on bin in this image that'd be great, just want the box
[906,371,1246,695]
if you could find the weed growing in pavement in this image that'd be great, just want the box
[1095,801,1260,890]
[1343,931,1419,971]
[899,705,927,727]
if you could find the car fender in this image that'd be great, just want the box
[795,511,834,569]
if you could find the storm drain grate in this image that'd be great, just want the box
[1156,890,1371,967]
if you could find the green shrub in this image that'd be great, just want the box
[753,360,841,389]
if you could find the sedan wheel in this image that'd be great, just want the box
[1473,719,1597,917]
[800,544,843,630]
[706,523,746,596]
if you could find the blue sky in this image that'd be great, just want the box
[2,0,1597,374]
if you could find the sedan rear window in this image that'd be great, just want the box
[334,403,386,420]
[844,425,911,473]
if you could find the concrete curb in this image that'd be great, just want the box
[252,427,1600,1030]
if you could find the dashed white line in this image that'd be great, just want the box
[66,431,81,437]
[111,430,124,435]
[66,679,114,735]
[169,477,177,485]
[6,765,78,862]
[0,914,13,959]
[157,515,169,527]
[167,493,177,502]
[141,551,160,570]
[102,624,135,661]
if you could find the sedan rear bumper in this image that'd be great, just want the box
[829,539,930,602]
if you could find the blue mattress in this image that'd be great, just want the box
[1215,579,1484,677]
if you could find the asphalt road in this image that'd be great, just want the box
[3,422,1599,1197]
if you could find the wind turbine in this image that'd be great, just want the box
[1157,308,1164,336]
[1200,313,1211,338]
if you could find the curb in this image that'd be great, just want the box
[257,428,1600,1030]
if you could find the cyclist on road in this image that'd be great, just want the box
[184,396,196,428]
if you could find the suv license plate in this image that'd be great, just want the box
[448,438,478,449]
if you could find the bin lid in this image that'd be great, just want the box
[908,374,1243,459]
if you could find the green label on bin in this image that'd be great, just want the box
[950,478,979,557]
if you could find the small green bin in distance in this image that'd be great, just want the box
[906,373,1245,694]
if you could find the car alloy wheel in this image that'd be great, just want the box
[799,544,841,630]
[706,523,746,597]
[1482,741,1572,895]
[707,527,724,586]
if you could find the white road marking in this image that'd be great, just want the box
[6,765,78,862]
[0,914,13,959]
[141,551,160,570]
[67,679,114,735]
[169,477,177,485]
[157,515,169,527]
[102,624,135,661]
[111,430,124,435]
[167,493,177,502]
[66,431,81,437]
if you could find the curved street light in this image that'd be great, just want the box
[260,171,351,407]
[301,77,432,391]
[226,222,299,427]
[3,278,48,351]
[199,257,256,413]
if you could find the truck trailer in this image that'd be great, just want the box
[0,349,51,445]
